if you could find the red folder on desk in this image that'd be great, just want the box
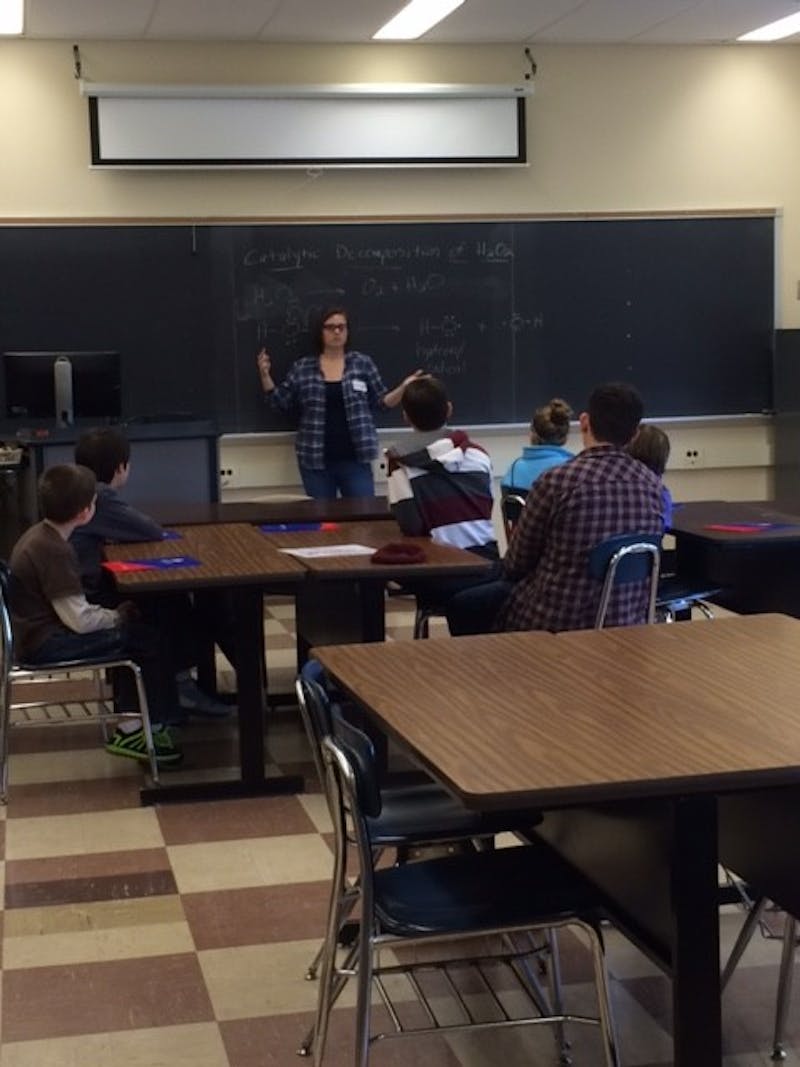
[102,560,156,573]
[703,522,800,533]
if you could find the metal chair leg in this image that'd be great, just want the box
[586,922,621,1067]
[772,914,797,1061]
[721,896,768,991]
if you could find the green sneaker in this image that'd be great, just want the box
[105,725,183,766]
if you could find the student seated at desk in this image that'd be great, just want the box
[9,464,182,765]
[71,427,235,718]
[447,382,664,635]
[385,376,502,611]
[626,423,673,529]
[501,397,573,494]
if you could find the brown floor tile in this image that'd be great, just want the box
[182,881,331,950]
[2,953,214,1041]
[721,963,800,1056]
[275,760,322,792]
[220,1007,462,1067]
[7,777,143,818]
[0,818,5,859]
[176,733,242,771]
[8,723,107,754]
[5,848,175,908]
[156,795,316,845]
[6,869,178,909]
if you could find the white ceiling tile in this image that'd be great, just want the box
[256,0,403,41]
[425,0,587,43]
[26,0,156,38]
[147,0,282,40]
[632,0,800,43]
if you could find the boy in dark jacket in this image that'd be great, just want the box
[71,427,234,718]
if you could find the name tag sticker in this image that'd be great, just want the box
[351,379,367,393]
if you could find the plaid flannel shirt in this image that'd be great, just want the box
[499,445,664,632]
[268,351,388,470]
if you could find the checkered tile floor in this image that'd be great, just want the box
[2,595,799,1066]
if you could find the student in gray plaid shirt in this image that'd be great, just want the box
[447,382,664,634]
[257,306,423,499]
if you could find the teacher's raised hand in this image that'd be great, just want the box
[256,347,274,393]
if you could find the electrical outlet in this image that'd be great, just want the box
[684,448,704,468]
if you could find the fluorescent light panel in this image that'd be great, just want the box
[373,0,465,40]
[738,10,800,41]
[0,0,23,34]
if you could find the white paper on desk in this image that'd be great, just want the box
[279,543,376,559]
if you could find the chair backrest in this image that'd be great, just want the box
[588,533,661,629]
[295,662,335,791]
[501,493,527,542]
[0,559,13,678]
[321,728,382,901]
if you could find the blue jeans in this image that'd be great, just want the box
[300,461,375,500]
[30,621,178,724]
[446,578,515,636]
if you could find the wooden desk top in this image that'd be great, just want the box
[106,522,305,591]
[315,615,800,809]
[140,497,392,527]
[262,521,493,580]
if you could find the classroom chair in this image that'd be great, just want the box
[305,719,620,1067]
[501,491,528,542]
[588,534,661,629]
[294,666,544,997]
[0,561,160,798]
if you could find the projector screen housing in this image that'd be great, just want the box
[83,82,529,169]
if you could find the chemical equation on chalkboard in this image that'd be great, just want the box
[415,316,466,376]
[361,274,446,298]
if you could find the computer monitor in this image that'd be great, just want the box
[3,351,122,424]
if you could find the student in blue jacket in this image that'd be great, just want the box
[501,397,573,494]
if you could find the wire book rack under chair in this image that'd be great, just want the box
[0,561,160,798]
[303,716,620,1067]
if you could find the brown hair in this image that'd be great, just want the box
[402,377,449,432]
[531,398,572,445]
[38,464,96,524]
[75,427,130,484]
[627,424,671,476]
[311,306,350,355]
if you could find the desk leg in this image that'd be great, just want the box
[140,584,303,804]
[295,579,386,664]
[671,795,721,1065]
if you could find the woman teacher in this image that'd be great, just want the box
[257,306,422,499]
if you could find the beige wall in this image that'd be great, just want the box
[1,38,796,496]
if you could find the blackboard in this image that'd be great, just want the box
[0,216,774,434]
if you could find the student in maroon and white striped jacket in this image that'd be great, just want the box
[385,378,501,613]
[386,378,498,556]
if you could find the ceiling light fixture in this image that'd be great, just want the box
[373,0,465,41]
[738,10,800,41]
[0,0,23,35]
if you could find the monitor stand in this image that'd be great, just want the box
[54,356,74,427]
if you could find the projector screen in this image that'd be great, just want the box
[87,92,527,168]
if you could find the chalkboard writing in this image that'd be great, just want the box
[0,216,774,435]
